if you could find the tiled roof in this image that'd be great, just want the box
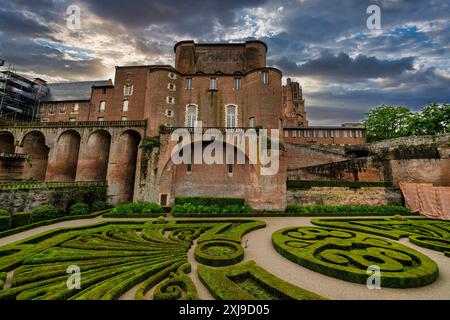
[42,80,111,102]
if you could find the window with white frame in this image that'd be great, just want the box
[234,78,241,90]
[165,109,174,118]
[168,83,176,91]
[186,78,193,90]
[124,85,134,96]
[69,118,76,122]
[210,78,218,90]
[121,116,128,121]
[261,71,269,84]
[122,100,129,112]
[72,103,79,113]
[226,105,237,128]
[60,104,66,114]
[168,72,177,80]
[99,101,106,112]
[186,105,198,127]
[49,105,56,115]
[167,96,175,104]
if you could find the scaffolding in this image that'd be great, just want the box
[0,59,48,123]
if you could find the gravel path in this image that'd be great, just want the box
[1,216,449,300]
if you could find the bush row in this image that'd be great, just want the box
[287,180,394,189]
[198,261,326,300]
[286,205,411,214]
[172,204,253,215]
[175,197,245,207]
[105,202,165,217]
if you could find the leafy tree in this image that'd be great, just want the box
[407,103,450,136]
[363,105,415,142]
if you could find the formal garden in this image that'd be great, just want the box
[0,198,449,300]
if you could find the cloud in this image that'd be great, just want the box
[271,53,415,80]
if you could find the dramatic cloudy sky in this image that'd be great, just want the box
[0,0,449,125]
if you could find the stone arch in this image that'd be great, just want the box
[46,130,81,182]
[158,140,259,204]
[20,131,50,181]
[107,130,142,204]
[0,131,15,154]
[76,130,112,182]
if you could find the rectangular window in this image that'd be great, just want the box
[97,117,105,122]
[165,109,174,118]
[49,105,56,115]
[60,104,66,114]
[121,116,128,121]
[210,78,217,90]
[186,78,193,90]
[122,100,129,112]
[124,85,134,96]
[262,71,269,84]
[168,83,176,91]
[234,78,241,90]
[168,72,177,80]
[228,164,234,175]
[249,117,255,128]
[187,164,192,173]
[102,88,107,94]
[72,103,79,113]
[167,96,175,104]
[69,118,76,122]
[99,101,106,112]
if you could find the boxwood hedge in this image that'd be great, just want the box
[198,261,326,300]
[272,226,439,288]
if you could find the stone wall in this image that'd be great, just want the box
[0,186,107,213]
[287,187,403,206]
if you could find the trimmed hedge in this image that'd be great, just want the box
[311,217,450,256]
[104,202,165,218]
[0,211,107,239]
[175,197,245,207]
[0,219,265,300]
[30,205,64,224]
[195,240,244,267]
[272,226,439,288]
[11,212,31,229]
[0,272,6,289]
[91,201,110,212]
[0,215,11,232]
[172,204,253,215]
[287,180,394,189]
[198,261,326,300]
[286,205,411,215]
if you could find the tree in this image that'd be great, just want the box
[363,105,415,142]
[407,103,450,136]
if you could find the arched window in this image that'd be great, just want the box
[226,105,237,128]
[186,105,198,127]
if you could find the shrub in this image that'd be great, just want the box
[30,205,64,223]
[0,209,10,216]
[171,204,253,215]
[0,215,11,232]
[91,201,109,212]
[11,212,31,228]
[285,205,411,215]
[175,197,245,207]
[69,203,90,216]
[108,202,164,216]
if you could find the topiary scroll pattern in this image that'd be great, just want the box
[272,226,439,288]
